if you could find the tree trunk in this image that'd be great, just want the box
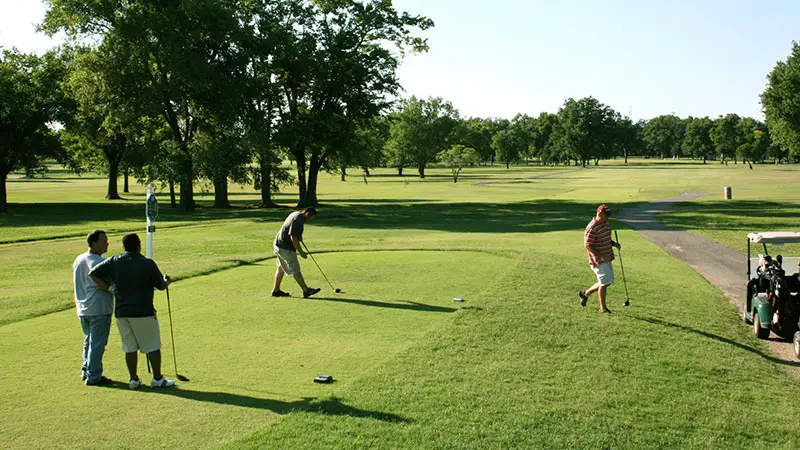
[505,161,509,169]
[105,158,121,200]
[0,171,7,213]
[295,154,307,206]
[169,180,177,208]
[418,166,425,178]
[179,172,195,212]
[298,157,319,207]
[259,163,278,208]
[123,169,130,193]
[397,167,403,176]
[340,165,346,181]
[213,172,230,208]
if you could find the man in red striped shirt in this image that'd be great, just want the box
[579,204,621,313]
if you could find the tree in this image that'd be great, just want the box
[682,117,715,163]
[734,118,768,164]
[530,112,558,164]
[60,47,142,200]
[643,115,685,159]
[762,41,800,161]
[613,116,643,163]
[709,113,742,163]
[552,97,619,167]
[44,0,249,212]
[461,118,495,164]
[274,1,433,205]
[438,144,480,183]
[386,96,460,178]
[492,127,523,169]
[0,49,65,213]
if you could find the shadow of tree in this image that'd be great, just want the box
[5,196,797,242]
[627,314,800,367]
[101,384,411,423]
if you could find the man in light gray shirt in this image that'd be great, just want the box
[73,230,114,386]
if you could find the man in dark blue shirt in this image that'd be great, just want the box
[90,233,175,389]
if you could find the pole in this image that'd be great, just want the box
[146,184,158,259]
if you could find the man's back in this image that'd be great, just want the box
[90,251,165,317]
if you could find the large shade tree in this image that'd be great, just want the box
[762,41,800,162]
[44,0,248,212]
[274,0,433,205]
[0,49,66,213]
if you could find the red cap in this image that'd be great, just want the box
[597,204,611,215]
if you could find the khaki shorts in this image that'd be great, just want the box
[592,262,615,286]
[116,316,161,353]
[274,245,301,276]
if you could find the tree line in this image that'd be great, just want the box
[2,1,800,213]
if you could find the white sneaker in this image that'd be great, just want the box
[151,376,175,388]
[129,378,142,390]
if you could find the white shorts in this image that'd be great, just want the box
[116,316,162,353]
[274,245,301,276]
[592,262,615,286]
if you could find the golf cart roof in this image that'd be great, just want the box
[748,232,800,244]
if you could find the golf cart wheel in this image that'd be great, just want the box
[753,312,769,339]
[794,332,800,360]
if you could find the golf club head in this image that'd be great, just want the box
[334,288,341,293]
[624,299,631,307]
[177,374,190,382]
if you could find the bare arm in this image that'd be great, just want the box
[90,275,110,291]
[291,236,307,258]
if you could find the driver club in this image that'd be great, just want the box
[615,230,631,307]
[300,241,341,294]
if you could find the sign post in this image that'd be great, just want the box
[146,184,158,259]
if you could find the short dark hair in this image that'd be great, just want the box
[303,207,317,217]
[87,230,106,247]
[122,233,141,252]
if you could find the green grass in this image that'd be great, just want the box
[2,160,800,448]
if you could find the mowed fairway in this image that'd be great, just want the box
[2,161,800,448]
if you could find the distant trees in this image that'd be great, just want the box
[0,49,66,213]
[6,7,800,215]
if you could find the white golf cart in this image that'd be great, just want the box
[743,232,800,358]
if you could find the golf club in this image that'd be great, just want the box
[165,283,190,381]
[615,230,631,307]
[300,241,340,293]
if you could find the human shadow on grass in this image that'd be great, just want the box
[103,383,410,423]
[627,314,800,367]
[305,296,458,313]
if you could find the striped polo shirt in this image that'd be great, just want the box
[584,218,614,267]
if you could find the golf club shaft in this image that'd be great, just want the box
[301,241,336,291]
[615,230,631,300]
[166,286,179,376]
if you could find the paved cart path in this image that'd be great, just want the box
[619,193,799,367]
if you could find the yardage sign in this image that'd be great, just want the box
[146,192,158,222]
